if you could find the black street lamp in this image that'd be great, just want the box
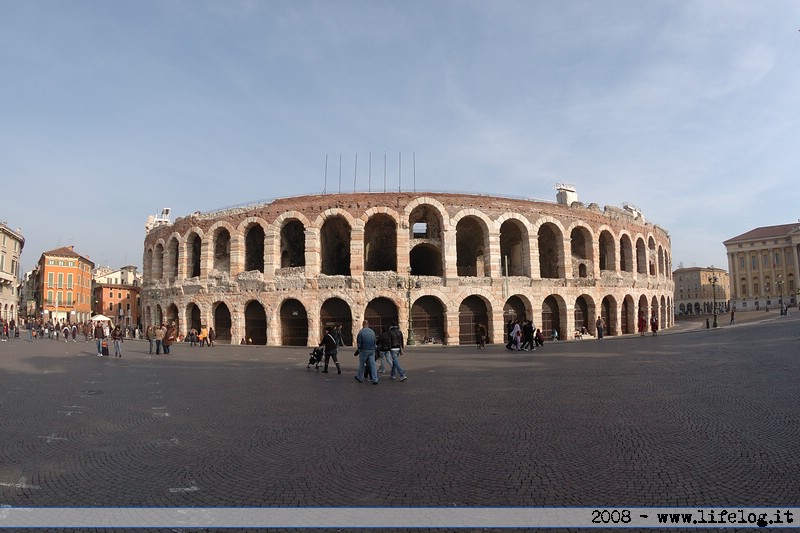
[710,266,718,328]
[777,274,784,315]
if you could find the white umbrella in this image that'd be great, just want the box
[90,314,114,322]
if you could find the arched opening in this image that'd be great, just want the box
[601,296,617,336]
[153,244,164,281]
[410,295,446,344]
[538,223,562,279]
[638,295,649,324]
[244,300,267,345]
[213,302,232,344]
[459,295,489,345]
[541,296,561,340]
[245,224,265,273]
[280,219,306,268]
[622,296,635,334]
[409,244,443,276]
[503,295,528,324]
[213,229,231,273]
[571,226,592,278]
[636,238,647,274]
[620,235,633,273]
[187,303,201,333]
[186,233,201,278]
[648,237,656,276]
[364,214,397,272]
[166,304,179,330]
[320,216,351,276]
[280,299,308,346]
[320,297,353,346]
[599,230,616,272]
[166,238,179,280]
[456,217,489,277]
[500,219,528,276]
[658,246,665,277]
[574,296,590,333]
[364,297,399,334]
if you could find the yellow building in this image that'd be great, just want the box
[673,266,729,316]
[724,223,800,311]
[36,246,95,324]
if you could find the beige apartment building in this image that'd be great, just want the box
[673,266,729,316]
[723,223,800,311]
[0,222,24,323]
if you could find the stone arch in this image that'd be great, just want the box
[320,297,353,346]
[454,211,491,277]
[569,223,594,278]
[165,234,180,280]
[410,295,446,345]
[152,243,164,281]
[186,302,201,333]
[638,294,649,324]
[279,298,308,346]
[410,243,443,276]
[404,197,450,233]
[499,217,530,277]
[213,301,232,344]
[144,248,154,280]
[536,220,564,279]
[658,245,665,277]
[599,229,616,272]
[648,236,657,276]
[601,295,618,336]
[364,297,399,333]
[636,237,647,274]
[184,229,204,279]
[458,294,491,345]
[541,294,566,340]
[575,294,596,334]
[502,294,530,324]
[279,219,306,268]
[318,214,352,276]
[364,213,397,272]
[165,303,179,329]
[209,222,234,274]
[243,222,266,273]
[619,233,633,273]
[244,299,267,345]
[621,294,636,334]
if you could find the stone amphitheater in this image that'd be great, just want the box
[141,188,674,346]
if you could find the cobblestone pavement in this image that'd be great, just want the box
[0,314,798,531]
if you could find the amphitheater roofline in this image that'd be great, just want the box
[164,190,666,235]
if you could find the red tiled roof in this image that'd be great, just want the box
[723,223,800,245]
[39,246,94,266]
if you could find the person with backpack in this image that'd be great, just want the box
[388,324,408,382]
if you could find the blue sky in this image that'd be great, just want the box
[3,0,799,274]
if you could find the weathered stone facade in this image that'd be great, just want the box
[141,192,674,346]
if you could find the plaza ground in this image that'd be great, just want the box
[0,310,797,530]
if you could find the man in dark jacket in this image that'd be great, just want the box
[388,324,407,382]
[319,326,341,374]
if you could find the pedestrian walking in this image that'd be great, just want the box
[94,321,107,357]
[650,313,659,336]
[111,325,123,357]
[146,325,154,354]
[475,323,487,349]
[596,317,605,340]
[318,326,342,374]
[163,323,176,354]
[377,325,391,373]
[155,324,165,355]
[208,327,216,347]
[355,320,378,384]
[388,324,407,382]
[638,312,647,336]
[730,307,736,325]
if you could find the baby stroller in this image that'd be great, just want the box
[307,347,324,371]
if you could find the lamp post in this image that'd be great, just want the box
[710,266,718,328]
[406,267,415,346]
[777,274,784,315]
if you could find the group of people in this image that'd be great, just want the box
[1,319,18,341]
[312,321,408,385]
[145,323,178,355]
[637,312,659,336]
[504,319,545,351]
[93,320,126,357]
[186,325,216,347]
